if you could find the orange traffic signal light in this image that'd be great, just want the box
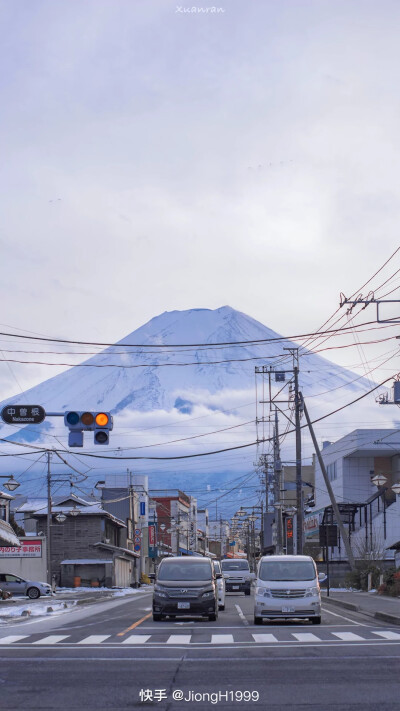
[95,413,109,427]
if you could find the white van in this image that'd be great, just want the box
[254,554,322,625]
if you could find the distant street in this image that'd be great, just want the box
[1,589,400,710]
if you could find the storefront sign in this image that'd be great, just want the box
[0,538,42,558]
[148,524,157,558]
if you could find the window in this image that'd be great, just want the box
[221,560,250,571]
[327,462,337,481]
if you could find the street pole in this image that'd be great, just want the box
[46,451,52,585]
[294,363,303,555]
[274,409,283,554]
[302,398,356,570]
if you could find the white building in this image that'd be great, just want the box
[315,429,400,561]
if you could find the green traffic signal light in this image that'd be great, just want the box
[66,411,80,426]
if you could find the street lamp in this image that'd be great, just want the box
[55,512,67,523]
[0,475,20,492]
[371,474,388,487]
[68,505,80,517]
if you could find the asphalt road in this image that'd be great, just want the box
[0,588,399,710]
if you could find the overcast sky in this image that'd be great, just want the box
[1,0,400,396]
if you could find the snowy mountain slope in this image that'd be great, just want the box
[0,306,394,492]
[0,306,376,413]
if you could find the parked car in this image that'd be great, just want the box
[213,560,226,610]
[221,558,254,595]
[0,573,52,599]
[152,556,220,621]
[254,554,324,625]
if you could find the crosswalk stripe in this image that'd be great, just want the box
[211,634,234,644]
[167,635,192,644]
[122,635,151,645]
[252,634,278,643]
[332,632,365,641]
[371,631,400,640]
[0,635,29,644]
[33,635,70,645]
[292,633,322,642]
[78,635,111,645]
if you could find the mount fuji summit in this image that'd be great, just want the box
[0,307,393,489]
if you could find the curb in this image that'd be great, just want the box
[76,595,115,606]
[323,595,400,626]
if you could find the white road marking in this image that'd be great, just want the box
[167,635,192,644]
[371,631,400,640]
[292,633,322,642]
[78,635,110,644]
[234,604,249,626]
[252,634,278,643]
[122,635,151,644]
[332,632,365,641]
[0,635,29,644]
[33,635,69,645]
[211,634,234,644]
[322,606,367,626]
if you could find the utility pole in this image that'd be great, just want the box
[46,451,52,585]
[283,347,303,555]
[273,409,283,554]
[302,398,356,570]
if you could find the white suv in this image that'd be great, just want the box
[213,561,226,610]
[254,554,322,625]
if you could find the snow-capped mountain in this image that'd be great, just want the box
[0,307,394,500]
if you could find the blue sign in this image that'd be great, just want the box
[140,502,146,516]
[134,543,141,552]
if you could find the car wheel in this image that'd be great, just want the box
[153,613,162,621]
[27,587,40,599]
[311,616,321,625]
[254,616,262,625]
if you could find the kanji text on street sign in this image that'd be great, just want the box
[1,405,45,424]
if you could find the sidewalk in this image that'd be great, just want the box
[322,589,400,626]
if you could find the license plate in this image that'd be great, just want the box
[177,602,190,609]
[281,606,295,613]
[232,586,239,590]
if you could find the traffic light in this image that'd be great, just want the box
[94,412,112,445]
[64,411,113,446]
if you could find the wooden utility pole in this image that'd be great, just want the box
[46,451,52,585]
[302,398,356,570]
[294,363,303,554]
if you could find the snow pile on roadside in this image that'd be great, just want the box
[0,600,77,620]
[57,585,152,596]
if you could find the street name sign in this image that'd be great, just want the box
[1,405,46,424]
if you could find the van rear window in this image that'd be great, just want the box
[158,561,212,581]
[221,560,249,571]
[258,561,315,581]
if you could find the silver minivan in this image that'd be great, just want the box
[254,554,322,625]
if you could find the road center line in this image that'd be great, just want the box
[117,612,153,637]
